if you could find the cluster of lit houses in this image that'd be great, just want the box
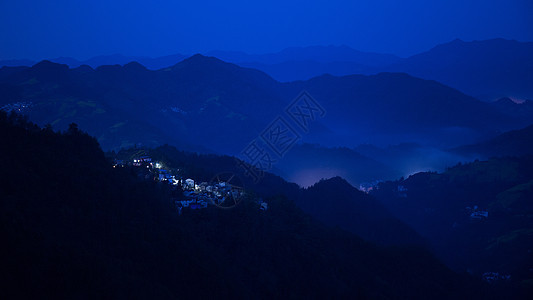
[177,178,244,212]
[1,101,33,114]
[482,271,510,283]
[114,155,267,214]
[466,205,489,221]
[358,181,406,197]
[358,181,381,193]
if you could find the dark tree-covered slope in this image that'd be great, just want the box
[372,156,533,298]
[0,111,485,299]
[453,123,533,158]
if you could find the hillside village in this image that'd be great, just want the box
[113,154,267,214]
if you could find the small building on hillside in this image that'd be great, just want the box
[470,210,489,220]
[469,205,489,221]
[133,156,152,167]
[158,169,173,182]
[185,179,195,189]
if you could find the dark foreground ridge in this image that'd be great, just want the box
[0,111,492,299]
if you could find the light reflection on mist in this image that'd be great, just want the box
[397,147,472,178]
[278,145,477,188]
[288,168,347,188]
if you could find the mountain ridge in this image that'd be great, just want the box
[452,123,533,158]
[2,111,485,298]
[1,57,529,154]
[3,39,531,100]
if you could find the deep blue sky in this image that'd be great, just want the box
[1,0,531,60]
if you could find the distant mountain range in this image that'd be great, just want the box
[243,39,533,101]
[0,56,285,152]
[383,39,533,101]
[3,38,531,100]
[1,52,533,190]
[0,45,399,70]
[207,45,401,66]
[2,55,529,154]
[0,53,188,70]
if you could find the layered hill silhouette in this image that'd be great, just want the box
[0,54,189,70]
[1,55,528,155]
[384,39,533,100]
[491,97,533,121]
[214,40,533,102]
[3,39,531,101]
[372,156,533,296]
[453,123,533,158]
[296,176,426,246]
[115,144,423,247]
[1,111,485,298]
[240,39,533,101]
[274,143,402,187]
[209,45,402,65]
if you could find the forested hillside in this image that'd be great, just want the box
[0,111,485,298]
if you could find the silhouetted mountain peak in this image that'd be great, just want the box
[495,97,517,106]
[123,61,148,71]
[298,174,425,246]
[310,176,354,190]
[179,53,221,64]
[72,64,94,73]
[169,53,236,72]
[169,53,278,85]
[94,64,123,72]
[32,60,69,72]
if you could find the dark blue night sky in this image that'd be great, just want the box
[1,0,531,60]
